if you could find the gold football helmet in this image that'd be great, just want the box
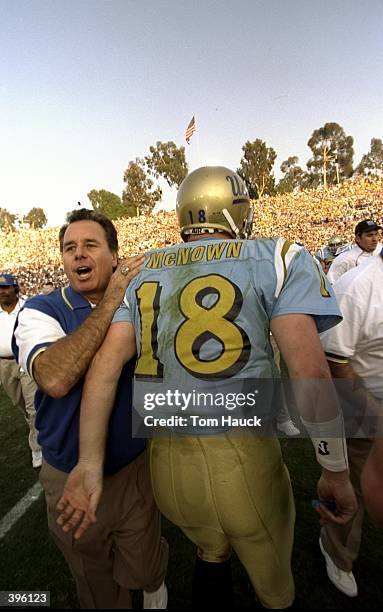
[328,234,345,255]
[176,166,253,240]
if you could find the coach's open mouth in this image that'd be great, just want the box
[75,266,93,280]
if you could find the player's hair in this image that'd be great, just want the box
[59,209,118,253]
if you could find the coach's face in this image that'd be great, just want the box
[356,230,380,252]
[62,220,118,304]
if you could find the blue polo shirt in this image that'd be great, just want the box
[12,286,145,475]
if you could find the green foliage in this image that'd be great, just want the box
[299,170,320,189]
[356,138,383,177]
[145,141,188,188]
[237,139,276,199]
[276,156,305,193]
[87,189,129,220]
[0,207,17,232]
[24,207,47,229]
[307,122,354,187]
[122,158,162,215]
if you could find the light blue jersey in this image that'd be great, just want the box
[113,237,341,430]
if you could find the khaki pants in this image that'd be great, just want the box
[39,451,168,609]
[0,357,40,454]
[150,431,295,609]
[321,438,373,571]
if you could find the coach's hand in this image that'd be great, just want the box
[315,469,357,525]
[56,461,103,539]
[103,253,145,304]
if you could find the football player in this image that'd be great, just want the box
[56,167,356,609]
[315,234,348,263]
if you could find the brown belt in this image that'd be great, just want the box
[0,356,15,360]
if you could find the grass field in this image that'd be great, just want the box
[0,385,382,609]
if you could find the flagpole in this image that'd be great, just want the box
[195,114,202,167]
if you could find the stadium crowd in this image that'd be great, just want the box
[253,176,383,249]
[1,177,382,295]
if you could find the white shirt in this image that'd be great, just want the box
[0,298,25,358]
[321,255,383,399]
[327,242,382,284]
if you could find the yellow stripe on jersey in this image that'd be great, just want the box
[284,242,303,275]
[274,239,303,298]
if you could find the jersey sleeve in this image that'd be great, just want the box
[271,242,342,333]
[12,304,65,378]
[112,291,134,324]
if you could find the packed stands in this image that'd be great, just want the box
[1,177,382,295]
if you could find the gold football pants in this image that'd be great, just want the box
[149,430,295,608]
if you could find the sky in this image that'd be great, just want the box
[0,0,382,227]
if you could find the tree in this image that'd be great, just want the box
[276,156,304,193]
[24,207,47,229]
[87,189,128,220]
[299,170,320,190]
[307,122,354,188]
[0,208,16,232]
[122,159,162,215]
[237,139,276,199]
[356,138,383,177]
[145,141,188,188]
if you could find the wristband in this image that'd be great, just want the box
[301,414,348,472]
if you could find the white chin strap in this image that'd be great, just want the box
[222,208,240,237]
[223,207,254,239]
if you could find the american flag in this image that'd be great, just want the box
[185,115,196,144]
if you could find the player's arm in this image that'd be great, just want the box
[271,313,357,525]
[271,313,341,421]
[78,321,136,465]
[32,256,143,397]
[362,439,383,527]
[56,321,136,538]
